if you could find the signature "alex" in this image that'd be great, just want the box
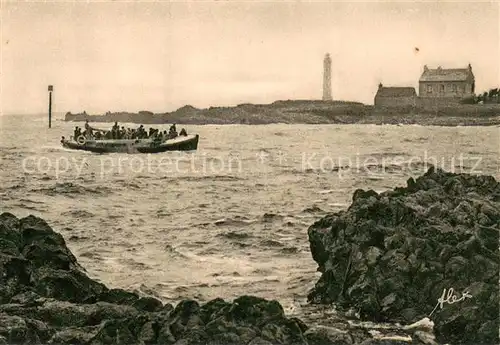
[428,288,473,317]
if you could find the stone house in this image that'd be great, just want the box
[374,84,417,107]
[418,64,475,99]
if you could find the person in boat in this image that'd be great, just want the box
[84,120,93,139]
[139,125,147,139]
[136,125,142,139]
[111,122,119,139]
[73,127,82,141]
[168,124,178,139]
[179,128,187,136]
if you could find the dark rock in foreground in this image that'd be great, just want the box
[308,167,500,345]
[0,212,433,345]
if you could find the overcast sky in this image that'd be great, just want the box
[1,0,499,115]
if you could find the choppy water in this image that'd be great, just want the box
[1,114,499,324]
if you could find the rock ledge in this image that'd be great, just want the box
[308,168,499,345]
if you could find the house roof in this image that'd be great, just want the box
[376,87,417,97]
[419,66,474,82]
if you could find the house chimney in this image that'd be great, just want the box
[468,63,472,70]
[423,65,428,72]
[378,82,383,89]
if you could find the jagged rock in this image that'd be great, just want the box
[36,300,140,327]
[132,296,164,312]
[248,336,274,345]
[308,168,500,345]
[0,313,29,343]
[4,212,389,345]
[0,213,106,305]
[98,288,140,305]
[48,325,100,345]
[304,325,354,344]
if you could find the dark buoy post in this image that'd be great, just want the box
[48,85,53,128]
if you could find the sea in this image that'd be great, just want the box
[1,114,499,327]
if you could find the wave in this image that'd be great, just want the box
[134,283,164,300]
[317,189,335,194]
[217,231,252,240]
[280,246,299,254]
[164,244,189,259]
[331,165,350,172]
[11,203,44,211]
[33,182,112,197]
[213,218,256,227]
[156,209,171,218]
[61,209,95,218]
[260,239,284,247]
[252,268,274,275]
[262,213,284,222]
[1,183,25,191]
[161,175,245,182]
[302,206,324,213]
[68,235,90,241]
[16,198,44,205]
[402,137,428,143]
[119,258,150,270]
[257,148,273,154]
[79,251,102,259]
[116,180,142,189]
[359,151,409,158]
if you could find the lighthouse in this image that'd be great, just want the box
[322,53,332,101]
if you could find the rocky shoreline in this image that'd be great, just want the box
[0,214,435,345]
[1,168,498,344]
[63,101,500,126]
[308,167,499,345]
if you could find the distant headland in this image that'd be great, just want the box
[64,99,500,126]
[64,59,500,126]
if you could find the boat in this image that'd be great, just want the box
[61,134,199,154]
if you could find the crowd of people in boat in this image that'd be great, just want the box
[73,121,187,141]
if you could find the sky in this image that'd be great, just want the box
[1,0,499,115]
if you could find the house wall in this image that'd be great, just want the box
[374,96,416,107]
[418,80,474,98]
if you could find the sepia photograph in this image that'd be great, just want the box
[0,1,499,344]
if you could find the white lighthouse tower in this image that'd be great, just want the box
[322,53,332,101]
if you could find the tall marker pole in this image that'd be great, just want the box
[48,85,53,128]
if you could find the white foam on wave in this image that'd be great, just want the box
[402,317,434,331]
[317,189,335,194]
[378,335,412,342]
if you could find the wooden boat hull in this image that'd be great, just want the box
[61,134,199,154]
